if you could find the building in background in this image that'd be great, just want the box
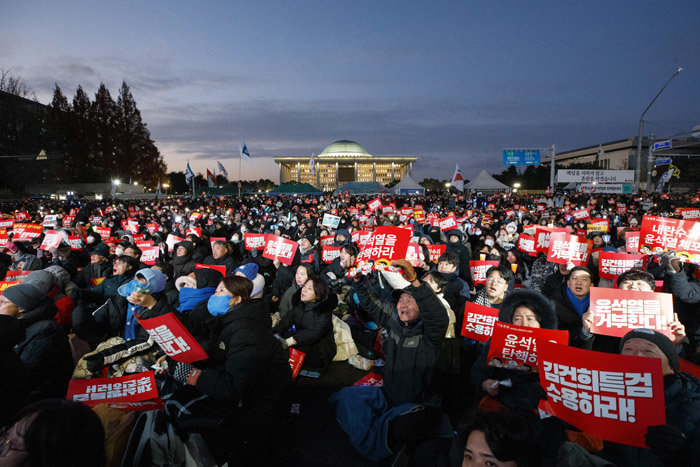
[274,140,417,191]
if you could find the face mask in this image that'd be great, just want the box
[115,247,124,256]
[207,295,231,316]
[87,236,95,244]
[484,239,495,247]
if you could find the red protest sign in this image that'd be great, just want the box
[469,260,498,285]
[136,241,154,248]
[140,246,159,265]
[616,204,627,214]
[0,218,14,229]
[4,271,31,279]
[351,230,372,245]
[517,234,538,257]
[67,236,83,251]
[405,243,422,266]
[625,231,640,253]
[244,232,266,250]
[534,226,567,253]
[412,208,425,222]
[145,223,159,235]
[131,234,145,242]
[262,234,299,266]
[675,208,700,220]
[547,232,592,266]
[461,302,500,342]
[93,226,111,239]
[321,245,341,264]
[589,287,675,339]
[356,226,412,267]
[39,230,63,251]
[289,348,305,380]
[319,235,334,246]
[639,215,700,263]
[353,372,384,387]
[680,358,700,380]
[538,340,666,448]
[186,227,201,237]
[195,263,226,276]
[165,234,184,252]
[572,208,591,220]
[367,198,382,211]
[138,313,208,363]
[67,372,160,407]
[63,215,74,226]
[426,244,446,263]
[12,223,42,242]
[598,252,647,279]
[13,211,30,221]
[487,321,568,372]
[439,215,458,231]
[0,281,21,294]
[209,237,226,251]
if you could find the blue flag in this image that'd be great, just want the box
[217,161,229,178]
[185,162,194,185]
[240,141,251,160]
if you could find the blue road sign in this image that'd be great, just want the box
[655,158,672,166]
[652,140,671,151]
[503,149,540,166]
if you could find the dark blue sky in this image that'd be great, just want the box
[2,1,699,184]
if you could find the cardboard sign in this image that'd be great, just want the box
[93,226,111,239]
[537,340,666,448]
[12,223,42,241]
[140,246,159,266]
[289,348,305,380]
[426,244,446,263]
[461,302,500,342]
[351,230,372,246]
[321,245,341,264]
[67,372,160,407]
[138,313,208,363]
[639,215,700,263]
[598,252,647,279]
[243,233,265,250]
[517,234,538,257]
[165,234,184,252]
[439,215,458,231]
[487,321,568,372]
[322,213,341,229]
[40,230,63,250]
[356,226,412,267]
[589,287,675,339]
[262,234,299,266]
[195,263,226,276]
[0,281,21,294]
[469,260,499,285]
[625,231,640,253]
[319,235,334,246]
[353,372,384,387]
[367,198,382,211]
[547,232,593,266]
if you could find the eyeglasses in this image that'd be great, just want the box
[485,277,506,286]
[0,426,27,457]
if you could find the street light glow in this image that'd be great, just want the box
[513,182,521,189]
[113,179,120,186]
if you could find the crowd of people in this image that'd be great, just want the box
[0,189,699,466]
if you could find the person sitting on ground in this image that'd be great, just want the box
[73,242,113,289]
[169,240,196,278]
[202,240,237,276]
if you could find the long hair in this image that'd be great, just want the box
[221,275,253,305]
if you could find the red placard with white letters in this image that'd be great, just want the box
[486,321,568,372]
[67,372,160,407]
[356,226,412,267]
[589,287,674,339]
[262,234,299,266]
[321,245,341,264]
[289,348,305,380]
[195,263,226,276]
[138,312,208,363]
[625,231,640,253]
[12,223,42,241]
[461,302,500,342]
[40,230,63,250]
[426,244,446,263]
[244,232,266,250]
[546,232,592,266]
[598,252,647,279]
[367,198,382,211]
[140,246,159,265]
[353,372,384,387]
[439,215,458,231]
[517,234,538,257]
[639,215,700,263]
[469,260,498,285]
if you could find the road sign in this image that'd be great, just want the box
[652,140,671,151]
[503,149,540,166]
[655,158,672,166]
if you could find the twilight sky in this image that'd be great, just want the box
[2,1,699,185]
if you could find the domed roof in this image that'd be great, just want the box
[320,140,369,156]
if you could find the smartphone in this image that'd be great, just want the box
[133,283,151,295]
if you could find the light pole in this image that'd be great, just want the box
[635,67,683,193]
[513,182,521,193]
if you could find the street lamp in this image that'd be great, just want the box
[512,182,521,193]
[113,179,120,186]
[635,66,683,193]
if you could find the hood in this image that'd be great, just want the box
[445,229,463,241]
[194,268,224,288]
[498,289,558,330]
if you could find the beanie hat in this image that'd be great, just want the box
[91,242,110,258]
[44,265,71,290]
[620,328,680,374]
[251,274,265,299]
[3,283,45,311]
[235,263,259,281]
[22,270,55,295]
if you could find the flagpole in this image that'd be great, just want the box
[239,154,242,197]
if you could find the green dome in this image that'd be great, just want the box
[320,140,369,156]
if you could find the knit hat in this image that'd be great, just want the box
[251,274,265,299]
[620,328,680,374]
[234,263,259,281]
[44,265,71,290]
[22,270,55,295]
[3,283,45,311]
[91,242,110,258]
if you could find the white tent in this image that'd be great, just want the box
[464,170,511,192]
[391,174,425,195]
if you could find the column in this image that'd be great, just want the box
[373,162,376,182]
[335,162,339,189]
[391,162,395,181]
[297,162,301,183]
[354,161,357,181]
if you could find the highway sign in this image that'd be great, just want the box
[652,140,671,151]
[503,149,540,166]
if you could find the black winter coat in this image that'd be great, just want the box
[549,284,584,346]
[74,260,113,289]
[0,315,29,426]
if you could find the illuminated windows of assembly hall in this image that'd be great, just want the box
[274,140,417,191]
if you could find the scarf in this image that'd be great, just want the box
[177,286,216,312]
[566,288,590,316]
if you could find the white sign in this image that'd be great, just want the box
[579,184,627,194]
[322,213,341,229]
[557,170,634,183]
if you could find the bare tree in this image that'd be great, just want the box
[0,68,37,100]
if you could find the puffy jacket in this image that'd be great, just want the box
[74,260,113,289]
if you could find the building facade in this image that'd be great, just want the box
[274,140,417,191]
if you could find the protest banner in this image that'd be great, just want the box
[289,348,305,380]
[165,234,184,252]
[439,215,458,231]
[208,237,226,251]
[572,208,591,220]
[598,252,647,279]
[4,271,31,279]
[262,234,299,266]
[322,213,341,228]
[244,232,266,250]
[140,246,159,265]
[135,241,154,248]
[121,218,139,233]
[675,207,700,220]
[39,230,63,251]
[426,244,446,263]
[0,218,14,229]
[382,205,394,214]
[42,215,58,228]
[93,226,111,239]
[195,263,226,276]
[13,212,30,221]
[639,215,700,263]
[186,227,201,237]
[537,340,665,448]
[616,204,627,214]
[367,197,382,211]
[517,234,538,257]
[625,231,640,253]
[67,372,160,411]
[486,322,568,372]
[66,236,83,251]
[320,235,334,246]
[680,358,700,380]
[547,232,592,266]
[63,215,75,226]
[461,302,500,342]
[412,208,425,222]
[353,373,384,387]
[0,229,8,247]
[145,223,159,235]
[12,223,42,241]
[351,230,372,246]
[534,226,567,253]
[138,312,208,363]
[356,226,412,268]
[589,287,674,339]
[469,260,499,285]
[321,245,341,264]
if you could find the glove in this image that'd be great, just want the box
[274,334,289,350]
[645,424,688,465]
[84,352,106,373]
[391,259,417,282]
[659,251,676,273]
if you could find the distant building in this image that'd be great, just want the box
[274,140,417,191]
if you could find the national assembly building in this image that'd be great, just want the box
[274,140,417,191]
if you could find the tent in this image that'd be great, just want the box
[268,183,323,195]
[391,174,425,195]
[333,181,389,195]
[463,170,511,192]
